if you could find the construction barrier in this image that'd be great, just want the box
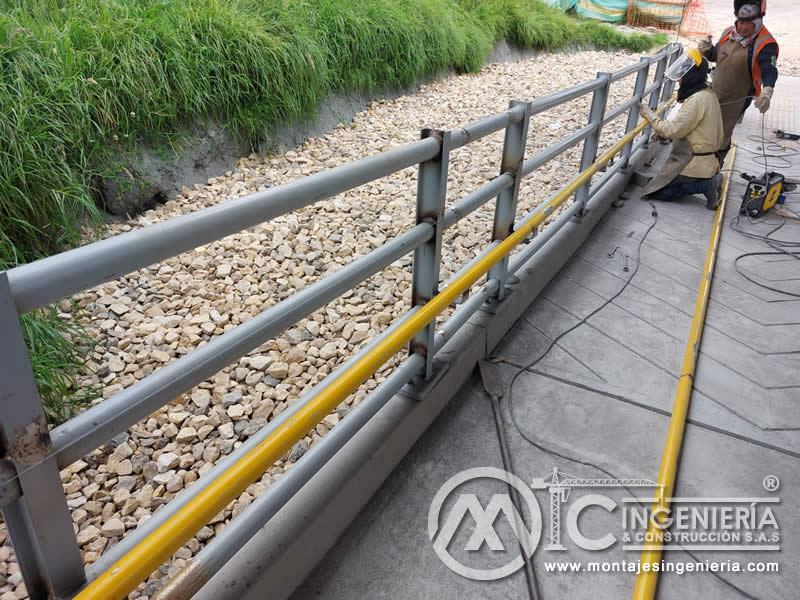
[577,0,629,23]
[626,0,711,37]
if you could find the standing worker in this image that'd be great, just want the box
[698,0,778,163]
[638,49,724,210]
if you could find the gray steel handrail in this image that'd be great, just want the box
[50,223,433,467]
[0,43,682,599]
[6,139,440,314]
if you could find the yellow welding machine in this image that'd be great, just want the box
[739,172,785,218]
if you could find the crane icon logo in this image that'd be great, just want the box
[428,467,542,580]
[531,467,660,551]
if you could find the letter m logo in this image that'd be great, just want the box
[432,494,534,555]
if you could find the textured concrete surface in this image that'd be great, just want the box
[292,81,799,599]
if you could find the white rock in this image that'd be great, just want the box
[319,342,338,360]
[267,362,288,379]
[248,356,271,370]
[157,452,180,472]
[114,459,133,476]
[101,518,125,537]
[152,350,171,363]
[109,303,129,316]
[227,404,245,419]
[153,472,175,486]
[176,427,197,443]
[219,422,235,439]
[253,399,276,420]
[76,525,100,545]
[192,389,212,409]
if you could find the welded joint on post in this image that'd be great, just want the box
[569,207,592,224]
[478,288,514,315]
[421,128,445,161]
[0,459,23,510]
[489,100,533,302]
[411,128,452,378]
[7,416,52,467]
[508,103,527,123]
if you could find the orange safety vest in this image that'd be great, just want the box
[719,25,779,96]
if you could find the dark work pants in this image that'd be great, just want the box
[648,175,710,200]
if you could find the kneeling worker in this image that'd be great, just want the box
[638,48,725,210]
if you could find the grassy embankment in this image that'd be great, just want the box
[0,0,666,423]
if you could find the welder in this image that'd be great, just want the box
[698,0,779,163]
[638,49,724,210]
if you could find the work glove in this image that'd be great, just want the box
[639,103,657,123]
[753,87,774,113]
[697,36,713,57]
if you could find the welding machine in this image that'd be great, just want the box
[739,171,786,218]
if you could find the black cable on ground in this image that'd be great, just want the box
[734,251,800,297]
[486,201,760,599]
[725,121,800,297]
[487,391,542,600]
[730,214,800,297]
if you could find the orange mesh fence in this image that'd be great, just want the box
[626,0,711,38]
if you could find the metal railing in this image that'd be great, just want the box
[0,43,682,600]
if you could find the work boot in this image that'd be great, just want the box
[704,174,723,210]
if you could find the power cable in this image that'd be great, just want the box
[486,202,760,599]
[734,251,800,298]
[730,214,800,297]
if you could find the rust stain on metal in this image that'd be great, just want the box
[11,416,51,466]
[409,342,428,356]
[151,560,211,600]
[422,128,445,161]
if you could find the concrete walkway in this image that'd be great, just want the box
[292,81,800,599]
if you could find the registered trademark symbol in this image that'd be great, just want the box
[763,475,780,492]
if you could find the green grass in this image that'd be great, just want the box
[19,305,100,424]
[0,0,665,424]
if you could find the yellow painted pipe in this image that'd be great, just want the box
[632,145,736,600]
[76,101,673,600]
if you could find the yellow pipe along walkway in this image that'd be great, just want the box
[632,146,737,600]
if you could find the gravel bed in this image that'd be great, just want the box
[0,48,661,599]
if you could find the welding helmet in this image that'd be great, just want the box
[734,0,764,18]
[665,48,704,81]
[735,2,761,21]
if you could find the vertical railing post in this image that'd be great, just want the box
[489,101,533,301]
[574,72,611,214]
[410,129,451,380]
[646,51,669,143]
[661,43,682,104]
[0,273,85,599]
[621,57,651,169]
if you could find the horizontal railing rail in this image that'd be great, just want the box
[0,43,682,600]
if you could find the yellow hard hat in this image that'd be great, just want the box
[686,48,703,66]
[665,48,705,81]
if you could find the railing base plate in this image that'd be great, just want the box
[398,359,450,401]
